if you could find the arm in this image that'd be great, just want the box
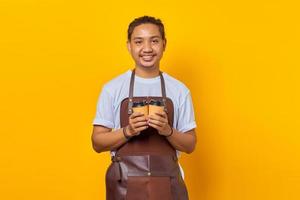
[92,112,148,153]
[148,112,197,154]
[92,87,126,153]
[91,125,127,153]
[165,128,196,154]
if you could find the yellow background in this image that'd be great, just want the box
[0,0,299,199]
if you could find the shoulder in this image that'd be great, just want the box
[163,72,190,95]
[162,72,192,108]
[102,70,131,95]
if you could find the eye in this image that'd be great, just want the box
[152,39,159,44]
[134,40,142,45]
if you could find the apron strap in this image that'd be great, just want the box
[128,69,168,114]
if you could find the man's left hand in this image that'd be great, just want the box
[148,111,173,136]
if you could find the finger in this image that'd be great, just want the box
[148,120,166,127]
[135,125,149,132]
[132,121,148,129]
[148,115,168,124]
[149,111,167,119]
[154,111,167,118]
[148,122,161,130]
[148,114,161,120]
[130,112,145,119]
[131,116,147,123]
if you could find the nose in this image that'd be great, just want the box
[142,41,153,53]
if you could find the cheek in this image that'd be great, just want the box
[154,46,164,55]
[132,47,141,54]
[133,50,140,58]
[156,43,164,50]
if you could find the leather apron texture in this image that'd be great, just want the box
[105,70,189,200]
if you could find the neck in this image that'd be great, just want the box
[134,66,160,78]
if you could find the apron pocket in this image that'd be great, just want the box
[126,176,172,200]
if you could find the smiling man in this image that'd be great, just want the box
[92,16,197,200]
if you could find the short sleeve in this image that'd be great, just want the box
[92,87,115,128]
[176,92,197,132]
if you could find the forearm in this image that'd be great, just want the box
[92,128,127,153]
[166,129,196,154]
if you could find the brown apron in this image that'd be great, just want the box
[105,70,189,200]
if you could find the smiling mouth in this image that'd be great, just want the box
[140,55,155,61]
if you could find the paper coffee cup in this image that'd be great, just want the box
[148,99,164,116]
[132,106,148,116]
[149,105,164,115]
[132,101,148,116]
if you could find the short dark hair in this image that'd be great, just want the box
[127,16,166,41]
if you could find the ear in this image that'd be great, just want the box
[127,41,131,52]
[163,39,167,51]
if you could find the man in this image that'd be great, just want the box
[92,16,197,200]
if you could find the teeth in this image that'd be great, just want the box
[141,55,154,61]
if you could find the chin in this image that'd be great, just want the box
[139,64,158,70]
[139,61,158,68]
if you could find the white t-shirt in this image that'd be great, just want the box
[92,69,197,178]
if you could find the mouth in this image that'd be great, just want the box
[140,54,155,62]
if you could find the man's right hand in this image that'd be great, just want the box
[126,112,149,136]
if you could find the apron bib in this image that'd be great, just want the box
[105,70,189,200]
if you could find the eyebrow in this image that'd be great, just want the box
[133,36,161,40]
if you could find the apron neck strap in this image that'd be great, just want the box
[128,69,168,115]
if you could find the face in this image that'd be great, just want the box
[127,23,166,70]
